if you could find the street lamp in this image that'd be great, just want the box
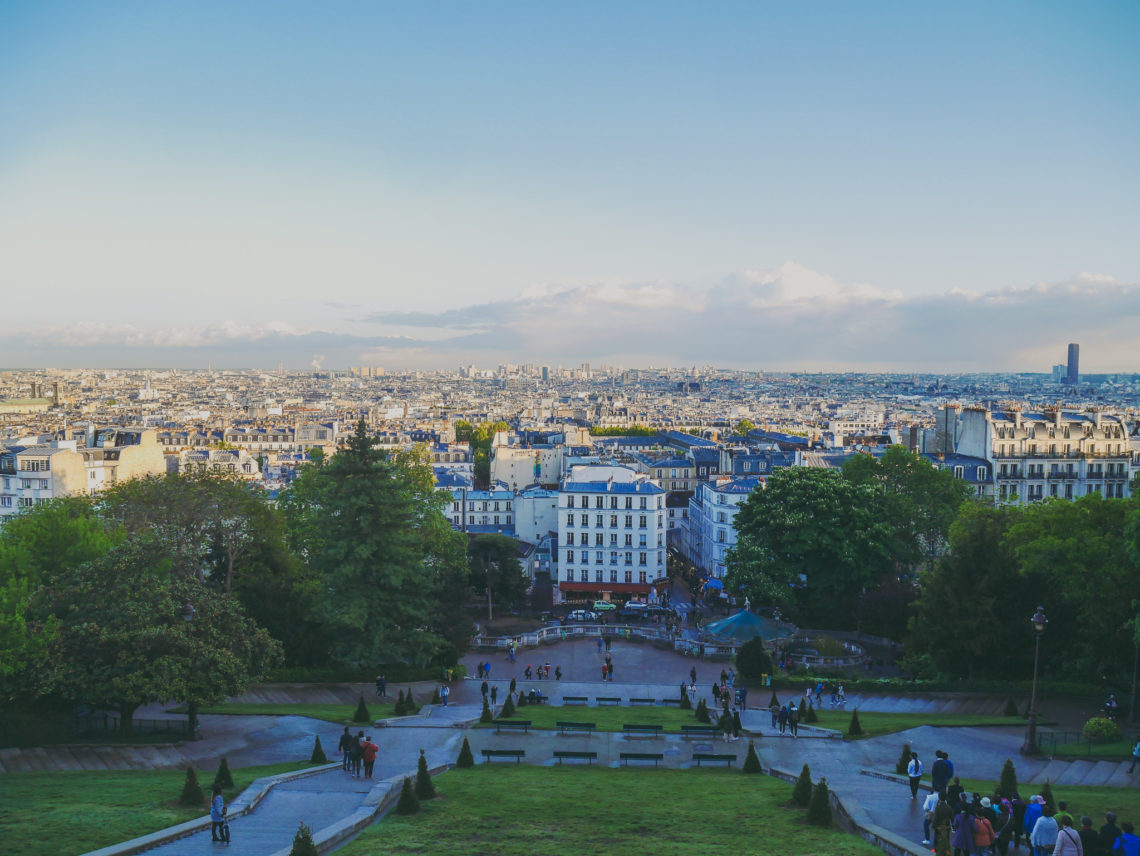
[181,600,201,740]
[1021,605,1048,755]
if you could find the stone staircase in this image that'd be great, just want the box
[0,742,197,773]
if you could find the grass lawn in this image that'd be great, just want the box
[480,704,701,732]
[337,765,881,856]
[959,777,1140,825]
[808,710,1025,740]
[0,760,314,856]
[176,700,408,724]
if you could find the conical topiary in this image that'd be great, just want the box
[894,742,912,776]
[289,821,320,856]
[405,689,417,712]
[768,689,780,709]
[803,699,818,723]
[395,689,406,716]
[517,691,529,707]
[457,736,475,768]
[353,695,371,723]
[415,749,436,799]
[395,776,420,815]
[742,740,762,774]
[310,735,328,763]
[997,758,1019,799]
[695,698,710,724]
[499,694,516,718]
[179,765,204,806]
[213,756,234,789]
[792,763,813,807]
[431,687,441,705]
[807,778,832,826]
[847,708,863,736]
[1004,696,1019,717]
[480,697,493,723]
[680,686,692,710]
[1040,780,1056,812]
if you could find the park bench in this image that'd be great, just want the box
[523,695,549,705]
[554,750,598,765]
[622,723,663,737]
[693,753,736,767]
[680,725,720,738]
[481,749,525,764]
[620,752,664,766]
[556,721,596,736]
[595,697,621,705]
[660,698,682,706]
[494,720,532,734]
[628,698,656,706]
[562,696,589,705]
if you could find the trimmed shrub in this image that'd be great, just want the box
[1082,717,1122,742]
[807,778,832,826]
[792,763,813,807]
[517,692,529,707]
[480,697,493,723]
[499,695,516,718]
[997,758,1018,799]
[768,689,780,709]
[289,822,319,856]
[1040,780,1056,813]
[353,695,371,723]
[310,736,328,764]
[802,699,818,724]
[1004,696,1019,717]
[847,709,863,736]
[735,637,774,682]
[415,749,436,800]
[742,740,762,774]
[695,698,711,724]
[179,766,204,807]
[213,756,234,789]
[456,736,475,768]
[431,687,441,705]
[405,689,417,712]
[895,743,912,776]
[680,686,692,711]
[395,776,420,815]
[394,690,406,716]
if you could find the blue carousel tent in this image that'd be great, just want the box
[703,610,793,643]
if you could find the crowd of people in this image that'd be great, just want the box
[336,726,380,779]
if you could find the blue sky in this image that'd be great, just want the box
[1,2,1137,369]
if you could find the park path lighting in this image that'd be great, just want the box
[181,600,200,740]
[1020,605,1048,755]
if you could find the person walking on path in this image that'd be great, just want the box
[1030,805,1059,856]
[440,684,449,706]
[375,675,387,698]
[1099,812,1122,856]
[922,789,940,845]
[973,807,997,856]
[777,704,788,735]
[1077,817,1097,855]
[1129,737,1140,774]
[907,752,925,800]
[933,795,954,856]
[481,679,489,698]
[490,685,498,706]
[351,731,364,777]
[690,666,697,684]
[338,726,353,772]
[732,708,742,740]
[788,702,800,738]
[951,801,974,856]
[738,686,748,710]
[931,750,951,796]
[210,786,229,844]
[361,735,378,779]
[1053,815,1082,856]
[1024,795,1045,844]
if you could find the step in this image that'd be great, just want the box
[92,745,132,770]
[1054,759,1095,785]
[1105,761,1136,788]
[44,745,85,772]
[0,747,33,772]
[1082,760,1122,787]
[1029,759,1068,785]
[116,746,152,770]
[67,746,111,771]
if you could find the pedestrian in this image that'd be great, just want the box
[1011,796,1028,851]
[931,750,951,796]
[544,662,551,678]
[788,702,799,738]
[739,686,748,710]
[375,675,385,698]
[690,666,697,684]
[1030,806,1059,856]
[601,663,608,681]
[732,708,742,741]
[607,661,615,681]
[1053,815,1082,856]
[777,704,788,735]
[720,708,733,743]
[720,668,728,685]
[485,661,491,678]
[525,664,532,680]
[907,752,925,800]
[490,685,498,705]
[995,799,1016,855]
[481,679,489,697]
[1077,816,1097,856]
[933,795,954,856]
[951,801,974,856]
[1024,795,1044,843]
[973,805,997,856]
[1130,736,1140,774]
[598,636,604,652]
[922,789,940,845]
[712,682,721,704]
[605,635,612,652]
[361,735,378,779]
[769,700,779,729]
[351,731,364,777]
[476,662,484,680]
[338,725,353,771]
[1099,812,1122,856]
[1116,822,1140,856]
[210,785,228,843]
[947,777,964,809]
[555,665,562,680]
[440,684,449,706]
[509,677,516,694]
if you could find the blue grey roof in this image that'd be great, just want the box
[563,481,666,495]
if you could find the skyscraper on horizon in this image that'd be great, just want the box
[1066,343,1079,386]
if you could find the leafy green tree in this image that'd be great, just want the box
[469,534,528,621]
[997,759,1019,798]
[726,467,896,624]
[792,763,813,806]
[289,822,320,856]
[733,419,756,436]
[735,637,773,682]
[807,779,832,826]
[32,538,280,732]
[214,756,234,788]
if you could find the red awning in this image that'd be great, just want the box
[558,582,652,594]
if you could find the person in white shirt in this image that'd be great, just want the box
[907,752,925,800]
[922,789,940,845]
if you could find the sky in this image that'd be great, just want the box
[1,1,1138,371]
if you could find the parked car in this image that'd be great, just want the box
[567,609,597,622]
[592,601,618,612]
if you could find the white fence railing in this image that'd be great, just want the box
[474,623,741,659]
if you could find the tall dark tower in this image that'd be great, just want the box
[1066,343,1079,385]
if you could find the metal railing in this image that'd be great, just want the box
[475,622,741,659]
[1034,729,1131,759]
[71,712,192,739]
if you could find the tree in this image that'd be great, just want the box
[395,776,420,815]
[499,694,516,718]
[997,759,1019,799]
[456,736,475,768]
[742,740,762,773]
[214,757,234,789]
[180,766,204,806]
[310,736,328,763]
[807,778,832,826]
[31,538,280,733]
[353,695,371,723]
[415,749,436,799]
[792,763,813,807]
[480,697,493,723]
[468,534,528,621]
[289,822,320,856]
[733,419,756,437]
[695,698,710,723]
[726,468,896,625]
[895,743,912,776]
[1040,780,1056,813]
[735,638,773,682]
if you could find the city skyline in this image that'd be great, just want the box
[2,2,1138,370]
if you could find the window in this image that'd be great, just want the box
[639,534,647,547]
[639,553,647,565]
[953,466,964,479]
[493,515,499,524]
[610,515,618,527]
[639,571,647,583]
[977,467,988,481]
[625,498,632,509]
[567,496,575,508]
[565,569,574,581]
[610,534,617,546]
[566,550,574,563]
[596,497,603,508]
[639,515,647,528]
[717,511,726,523]
[625,514,632,527]
[1049,484,1058,497]
[717,529,726,543]
[453,515,460,525]
[566,533,574,546]
[699,467,706,476]
[742,462,750,472]
[596,552,603,565]
[610,570,618,583]
[610,552,618,565]
[595,570,603,582]
[596,514,603,527]
[595,534,603,546]
[566,514,574,527]
[624,570,633,583]
[640,497,647,509]
[624,534,632,547]
[610,497,617,509]
[452,501,460,512]
[625,551,633,565]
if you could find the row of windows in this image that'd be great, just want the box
[564,550,659,566]
[565,514,656,528]
[564,569,649,584]
[999,483,1126,500]
[451,501,512,512]
[996,442,1124,456]
[564,533,653,547]
[0,496,36,507]
[452,515,512,525]
[18,459,49,472]
[566,495,661,510]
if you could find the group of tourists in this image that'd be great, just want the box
[524,662,562,680]
[913,747,1140,855]
[337,726,379,779]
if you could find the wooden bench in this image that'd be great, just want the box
[562,696,589,705]
[556,721,596,735]
[681,725,720,738]
[622,723,664,737]
[693,753,736,767]
[522,695,549,705]
[620,752,664,766]
[482,749,525,764]
[494,720,532,734]
[595,697,621,706]
[661,698,682,706]
[628,698,656,706]
[554,750,598,765]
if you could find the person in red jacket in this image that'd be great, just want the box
[361,735,379,779]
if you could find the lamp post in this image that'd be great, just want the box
[181,600,201,741]
[1021,605,1048,756]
